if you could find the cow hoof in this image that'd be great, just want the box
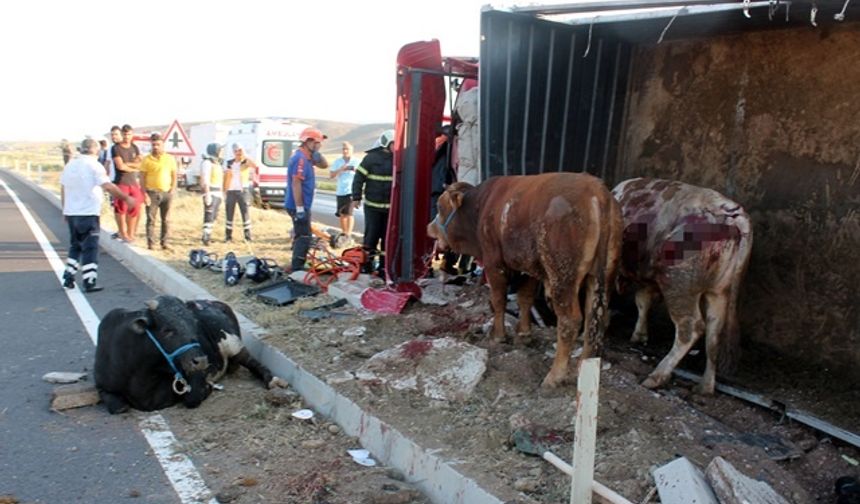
[694,383,715,396]
[541,372,571,389]
[268,377,289,389]
[641,374,668,389]
[630,332,648,345]
[514,332,533,346]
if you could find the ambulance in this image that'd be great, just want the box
[184,119,308,205]
[222,119,309,205]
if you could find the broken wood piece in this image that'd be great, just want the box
[571,358,601,504]
[51,383,100,411]
[541,451,634,504]
[652,457,719,504]
[705,456,789,504]
[42,371,87,384]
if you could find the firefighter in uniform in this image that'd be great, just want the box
[352,130,394,272]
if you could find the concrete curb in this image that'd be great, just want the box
[3,168,503,504]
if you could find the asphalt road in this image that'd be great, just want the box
[311,191,364,234]
[0,172,182,503]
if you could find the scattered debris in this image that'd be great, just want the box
[511,425,575,456]
[355,337,488,401]
[343,326,367,338]
[299,298,353,321]
[249,279,320,306]
[50,383,100,411]
[214,486,243,503]
[235,476,259,487]
[264,387,300,407]
[843,455,860,467]
[361,288,413,314]
[42,371,87,384]
[291,409,314,421]
[325,370,355,385]
[301,439,327,450]
[653,457,719,504]
[348,449,377,467]
[705,456,789,504]
[701,432,802,461]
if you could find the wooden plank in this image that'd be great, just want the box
[571,358,601,504]
[705,456,789,504]
[51,383,100,411]
[543,451,634,504]
[652,457,719,504]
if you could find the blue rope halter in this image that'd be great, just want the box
[145,329,201,395]
[433,207,458,242]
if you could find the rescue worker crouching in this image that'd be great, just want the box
[352,129,394,274]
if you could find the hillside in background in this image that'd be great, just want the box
[0,117,394,167]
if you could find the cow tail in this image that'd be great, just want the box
[586,195,622,354]
[719,214,753,373]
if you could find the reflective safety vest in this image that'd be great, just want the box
[223,158,253,191]
[352,148,393,209]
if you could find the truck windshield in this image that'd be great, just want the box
[261,140,300,168]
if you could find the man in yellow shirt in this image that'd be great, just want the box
[140,133,178,251]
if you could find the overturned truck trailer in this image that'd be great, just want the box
[393,0,860,376]
[484,0,860,375]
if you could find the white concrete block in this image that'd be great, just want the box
[653,457,719,504]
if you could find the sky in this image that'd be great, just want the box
[0,0,495,141]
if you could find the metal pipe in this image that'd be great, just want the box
[503,19,514,176]
[600,42,624,181]
[398,72,423,283]
[582,38,604,173]
[558,32,576,172]
[507,0,778,15]
[539,28,557,172]
[520,24,536,175]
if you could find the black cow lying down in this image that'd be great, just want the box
[95,295,286,414]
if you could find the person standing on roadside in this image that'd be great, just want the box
[199,143,224,245]
[97,139,110,176]
[352,129,394,273]
[111,124,144,243]
[329,141,358,239]
[60,139,73,165]
[285,127,328,271]
[61,138,137,292]
[223,143,257,242]
[104,126,123,239]
[140,133,178,251]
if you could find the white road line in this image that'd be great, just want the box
[0,178,217,504]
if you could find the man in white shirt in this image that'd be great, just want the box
[60,138,136,292]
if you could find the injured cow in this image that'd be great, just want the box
[95,295,286,414]
[428,173,622,387]
[612,178,753,394]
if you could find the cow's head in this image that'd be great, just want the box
[428,182,474,252]
[143,296,212,408]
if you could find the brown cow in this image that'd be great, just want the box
[428,173,622,387]
[612,178,753,394]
